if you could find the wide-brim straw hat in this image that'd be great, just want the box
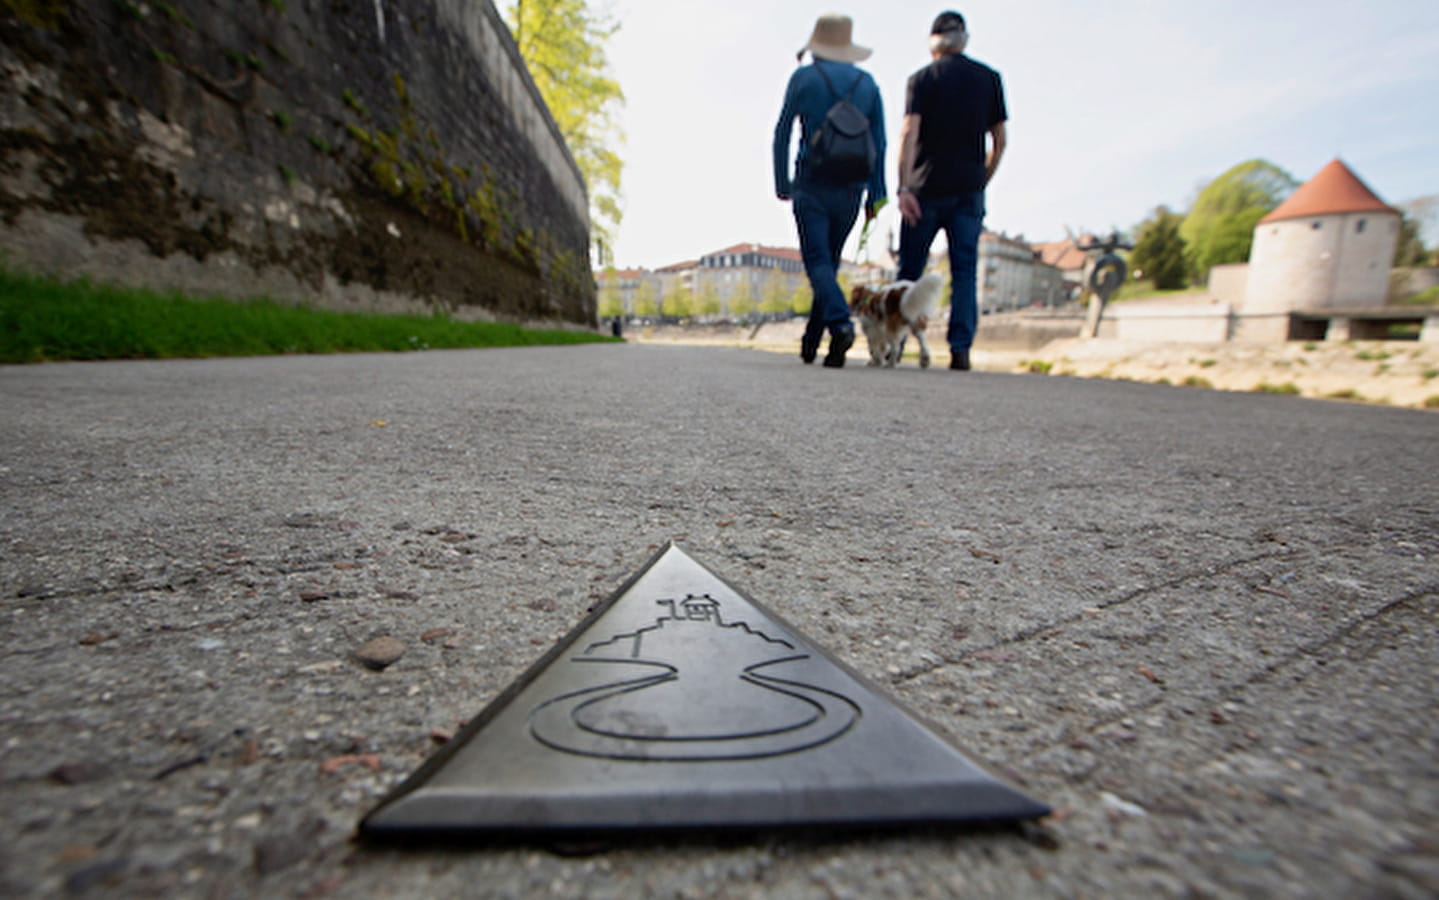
[800,14,872,63]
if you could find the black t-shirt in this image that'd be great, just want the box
[905,54,1007,196]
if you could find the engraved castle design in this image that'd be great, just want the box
[528,595,861,761]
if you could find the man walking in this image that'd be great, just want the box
[774,14,887,368]
[896,11,1007,371]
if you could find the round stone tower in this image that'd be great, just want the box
[1243,159,1400,321]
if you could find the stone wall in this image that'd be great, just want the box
[1390,266,1439,301]
[0,0,594,325]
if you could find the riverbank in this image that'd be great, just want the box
[626,320,1439,411]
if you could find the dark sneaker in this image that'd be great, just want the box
[800,332,820,364]
[949,349,971,371]
[822,328,854,368]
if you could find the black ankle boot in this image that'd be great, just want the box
[823,328,854,368]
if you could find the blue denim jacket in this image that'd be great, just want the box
[773,59,887,205]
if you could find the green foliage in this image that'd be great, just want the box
[504,0,625,246]
[223,49,263,71]
[271,110,292,131]
[3,0,66,29]
[1394,213,1429,267]
[661,284,693,319]
[341,88,370,119]
[0,267,616,364]
[1394,285,1439,308]
[728,282,756,319]
[759,270,790,314]
[154,2,192,26]
[597,268,623,318]
[1181,159,1298,277]
[631,280,658,317]
[695,282,722,317]
[790,284,813,316]
[1253,381,1300,395]
[1128,206,1189,290]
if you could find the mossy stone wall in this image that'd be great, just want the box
[0,0,594,325]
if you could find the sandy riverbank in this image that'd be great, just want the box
[626,320,1439,411]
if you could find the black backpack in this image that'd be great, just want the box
[808,65,876,183]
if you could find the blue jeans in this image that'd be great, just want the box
[792,179,863,343]
[898,191,985,352]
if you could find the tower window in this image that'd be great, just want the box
[1356,219,1366,234]
[1311,221,1322,230]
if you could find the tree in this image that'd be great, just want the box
[759,270,791,314]
[505,1,625,248]
[661,284,693,320]
[695,281,722,318]
[1394,212,1430,267]
[596,267,623,317]
[1401,194,1438,263]
[729,281,756,319]
[632,279,658,317]
[1129,206,1190,290]
[790,283,813,317]
[1180,159,1298,278]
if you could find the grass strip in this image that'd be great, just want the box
[0,267,615,363]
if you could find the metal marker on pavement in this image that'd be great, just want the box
[361,542,1048,837]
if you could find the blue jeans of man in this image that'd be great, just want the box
[898,191,985,352]
[792,178,862,348]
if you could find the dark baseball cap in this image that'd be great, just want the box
[931,11,966,34]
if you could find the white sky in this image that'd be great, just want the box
[599,0,1439,270]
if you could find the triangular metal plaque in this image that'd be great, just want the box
[361,543,1048,837]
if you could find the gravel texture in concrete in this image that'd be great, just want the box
[1,344,1436,898]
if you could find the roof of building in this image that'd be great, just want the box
[1032,236,1092,272]
[1259,158,1396,224]
[704,243,803,263]
[596,267,647,279]
[654,259,698,273]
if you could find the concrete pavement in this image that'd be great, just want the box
[2,343,1436,897]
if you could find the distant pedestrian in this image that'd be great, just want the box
[774,14,888,367]
[896,11,1007,371]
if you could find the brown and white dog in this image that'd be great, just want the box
[848,272,944,368]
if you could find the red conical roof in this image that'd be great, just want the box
[1260,159,1395,224]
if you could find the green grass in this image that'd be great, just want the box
[1112,279,1199,302]
[1395,285,1439,307]
[0,267,616,364]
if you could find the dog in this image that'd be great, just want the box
[848,272,944,368]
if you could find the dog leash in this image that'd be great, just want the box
[856,196,887,261]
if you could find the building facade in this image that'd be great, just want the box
[978,231,1067,312]
[694,244,806,317]
[1228,159,1403,341]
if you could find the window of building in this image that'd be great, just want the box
[1356,219,1366,234]
[1311,221,1322,230]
